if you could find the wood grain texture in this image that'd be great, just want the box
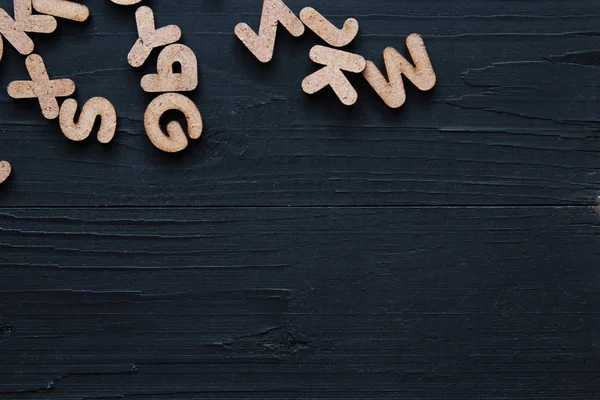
[1,206,599,399]
[0,1,599,399]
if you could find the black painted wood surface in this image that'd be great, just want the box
[0,1,599,399]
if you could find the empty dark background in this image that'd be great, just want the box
[1,0,599,398]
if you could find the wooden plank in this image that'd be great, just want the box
[0,206,599,398]
[0,0,597,206]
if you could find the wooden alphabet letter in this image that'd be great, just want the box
[363,34,436,109]
[302,45,366,106]
[128,6,182,68]
[234,0,305,63]
[14,0,57,33]
[299,7,358,48]
[59,97,117,144]
[140,44,198,93]
[0,8,35,55]
[32,0,90,23]
[144,93,203,153]
[7,54,76,119]
[0,160,11,185]
[110,0,143,5]
[0,0,60,58]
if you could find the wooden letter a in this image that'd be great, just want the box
[141,44,198,93]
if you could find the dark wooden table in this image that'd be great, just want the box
[1,1,599,398]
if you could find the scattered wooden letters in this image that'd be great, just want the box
[236,0,437,107]
[1,0,204,159]
[0,0,438,184]
[3,1,118,144]
[118,3,202,153]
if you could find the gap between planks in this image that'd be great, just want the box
[0,204,596,210]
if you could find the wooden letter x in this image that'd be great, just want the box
[128,6,181,68]
[234,0,305,63]
[8,54,75,119]
[302,45,366,106]
[363,34,436,109]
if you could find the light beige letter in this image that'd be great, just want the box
[59,97,117,144]
[141,44,198,93]
[144,93,203,153]
[363,34,436,109]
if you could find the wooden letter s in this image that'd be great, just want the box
[59,97,117,144]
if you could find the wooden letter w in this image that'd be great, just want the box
[363,34,436,109]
